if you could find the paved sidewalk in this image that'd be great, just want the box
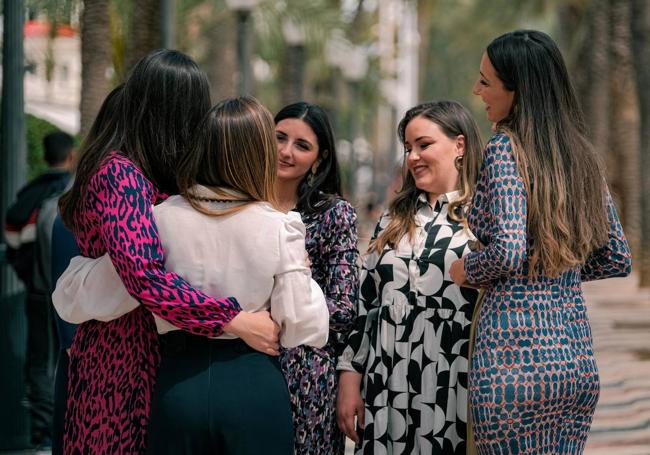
[583,274,650,454]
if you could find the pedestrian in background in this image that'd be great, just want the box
[3,130,74,450]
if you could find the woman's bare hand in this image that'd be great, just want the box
[450,257,481,289]
[337,371,365,443]
[223,310,281,355]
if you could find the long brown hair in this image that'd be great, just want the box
[59,50,211,230]
[178,96,278,216]
[487,30,609,276]
[369,101,483,253]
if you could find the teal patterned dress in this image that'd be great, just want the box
[465,133,632,454]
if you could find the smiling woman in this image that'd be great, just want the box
[450,30,632,455]
[337,100,483,454]
[273,101,360,455]
[404,116,465,203]
[472,53,515,123]
[276,117,320,192]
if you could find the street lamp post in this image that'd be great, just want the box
[336,43,368,200]
[1,1,30,449]
[2,0,26,297]
[161,0,176,49]
[225,0,257,95]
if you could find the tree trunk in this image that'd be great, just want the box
[125,0,161,74]
[80,0,112,138]
[609,0,640,256]
[574,0,611,164]
[205,8,238,101]
[280,44,305,105]
[631,0,650,287]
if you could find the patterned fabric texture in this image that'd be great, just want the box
[64,154,241,454]
[339,192,479,454]
[464,133,632,454]
[280,198,360,455]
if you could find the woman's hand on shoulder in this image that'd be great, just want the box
[224,311,281,355]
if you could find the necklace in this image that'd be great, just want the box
[188,195,250,203]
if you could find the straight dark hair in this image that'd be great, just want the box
[59,49,211,230]
[487,30,608,276]
[369,100,483,253]
[274,102,342,214]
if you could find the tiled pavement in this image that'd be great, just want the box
[583,274,650,454]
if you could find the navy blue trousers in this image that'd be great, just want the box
[147,333,294,454]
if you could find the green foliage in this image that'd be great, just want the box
[26,114,64,180]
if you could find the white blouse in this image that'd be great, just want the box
[53,186,329,348]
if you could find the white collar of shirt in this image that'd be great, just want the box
[416,190,462,207]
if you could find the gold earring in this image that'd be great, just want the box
[454,155,463,171]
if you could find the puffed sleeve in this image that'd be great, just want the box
[338,215,385,373]
[464,134,528,284]
[271,212,329,348]
[52,254,138,324]
[320,199,360,333]
[84,156,241,337]
[581,190,632,281]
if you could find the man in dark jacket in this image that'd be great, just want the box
[3,131,74,449]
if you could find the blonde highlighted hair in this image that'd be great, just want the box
[177,96,278,216]
[487,30,609,276]
[369,100,483,254]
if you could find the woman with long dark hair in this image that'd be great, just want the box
[274,102,360,454]
[56,50,278,453]
[337,101,483,454]
[50,83,123,455]
[449,30,632,453]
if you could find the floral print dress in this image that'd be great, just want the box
[280,198,360,455]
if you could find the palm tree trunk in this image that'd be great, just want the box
[575,0,611,163]
[280,44,305,105]
[205,8,238,101]
[80,0,112,138]
[125,0,161,74]
[631,0,650,287]
[609,0,640,256]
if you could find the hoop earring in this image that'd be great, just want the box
[454,155,464,171]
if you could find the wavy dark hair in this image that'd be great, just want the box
[487,30,608,276]
[369,100,483,253]
[274,102,342,214]
[59,49,211,230]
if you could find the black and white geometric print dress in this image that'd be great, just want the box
[338,191,479,455]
